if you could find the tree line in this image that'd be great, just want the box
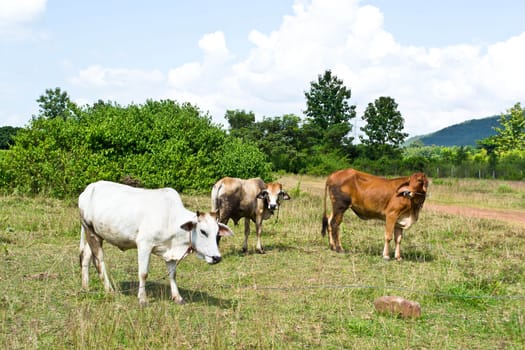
[0,70,523,197]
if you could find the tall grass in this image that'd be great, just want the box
[1,176,524,349]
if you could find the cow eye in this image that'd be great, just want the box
[200,229,208,238]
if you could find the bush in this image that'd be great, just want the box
[0,100,273,197]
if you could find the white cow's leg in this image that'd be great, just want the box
[242,217,250,253]
[79,226,93,290]
[166,260,184,304]
[86,230,113,292]
[394,227,403,261]
[255,216,265,254]
[80,240,92,290]
[137,245,152,305]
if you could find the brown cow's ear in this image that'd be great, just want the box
[256,190,267,199]
[180,221,195,231]
[281,191,291,200]
[397,185,411,197]
[218,223,234,236]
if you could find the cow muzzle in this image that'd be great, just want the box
[210,255,222,264]
[268,203,278,210]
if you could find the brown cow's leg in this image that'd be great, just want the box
[242,217,250,253]
[326,213,336,251]
[394,227,403,261]
[330,212,345,253]
[328,187,350,253]
[255,216,265,254]
[383,219,396,260]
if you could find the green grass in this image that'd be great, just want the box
[428,177,525,210]
[1,176,524,349]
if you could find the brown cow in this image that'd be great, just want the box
[321,169,428,260]
[211,177,290,254]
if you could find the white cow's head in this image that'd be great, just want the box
[180,211,233,264]
[256,182,291,211]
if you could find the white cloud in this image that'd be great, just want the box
[70,65,164,88]
[0,0,46,24]
[0,0,46,39]
[68,65,166,108]
[198,31,231,61]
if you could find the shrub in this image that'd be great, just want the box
[1,100,272,197]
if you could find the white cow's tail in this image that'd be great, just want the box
[79,225,86,267]
[79,225,86,252]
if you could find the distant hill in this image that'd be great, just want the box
[407,116,501,147]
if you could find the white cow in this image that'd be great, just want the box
[79,180,233,305]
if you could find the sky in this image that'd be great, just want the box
[1,0,525,137]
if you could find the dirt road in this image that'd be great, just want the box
[425,203,525,226]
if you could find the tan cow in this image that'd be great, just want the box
[322,169,428,260]
[211,177,290,254]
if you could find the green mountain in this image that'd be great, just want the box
[408,116,501,147]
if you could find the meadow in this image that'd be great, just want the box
[1,175,524,349]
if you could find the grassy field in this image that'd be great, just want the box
[1,175,524,349]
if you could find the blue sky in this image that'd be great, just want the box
[1,0,524,136]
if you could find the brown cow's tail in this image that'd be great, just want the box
[211,182,223,221]
[321,181,329,237]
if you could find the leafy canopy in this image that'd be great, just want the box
[304,70,356,150]
[360,96,408,160]
[2,89,272,197]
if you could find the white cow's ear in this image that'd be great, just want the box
[218,223,234,237]
[180,221,195,231]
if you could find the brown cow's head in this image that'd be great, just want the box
[256,182,291,210]
[397,172,429,207]
[411,172,429,194]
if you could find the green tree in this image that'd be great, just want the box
[224,109,260,141]
[255,114,306,173]
[304,70,356,150]
[360,96,408,160]
[36,87,80,120]
[491,102,525,154]
[0,126,22,149]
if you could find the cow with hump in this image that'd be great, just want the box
[211,177,290,254]
[78,180,233,305]
[322,168,428,261]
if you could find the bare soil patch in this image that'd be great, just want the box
[425,202,525,226]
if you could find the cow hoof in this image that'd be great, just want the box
[177,298,186,305]
[383,256,391,261]
[336,248,345,253]
[242,248,248,254]
[139,300,149,307]
[256,249,266,254]
[396,257,403,262]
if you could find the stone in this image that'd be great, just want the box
[373,295,421,318]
